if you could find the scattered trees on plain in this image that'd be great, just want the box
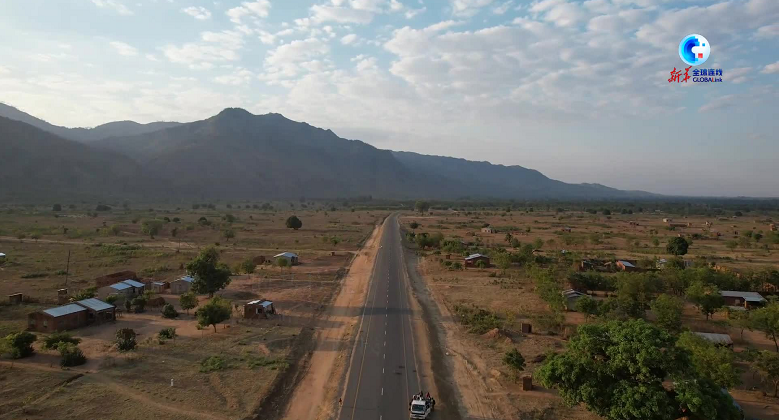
[195,296,232,333]
[285,215,303,230]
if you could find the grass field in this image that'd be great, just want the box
[0,203,388,419]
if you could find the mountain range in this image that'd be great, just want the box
[0,103,656,202]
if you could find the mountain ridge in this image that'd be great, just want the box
[0,103,658,201]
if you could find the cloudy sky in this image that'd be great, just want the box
[0,0,777,197]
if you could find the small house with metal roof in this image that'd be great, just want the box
[274,252,299,265]
[694,332,734,349]
[171,275,195,294]
[27,304,88,333]
[121,279,145,295]
[720,291,766,309]
[97,281,135,301]
[244,299,276,319]
[76,298,116,323]
[616,260,639,272]
[562,289,587,311]
[464,253,490,267]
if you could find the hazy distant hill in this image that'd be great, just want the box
[0,103,180,142]
[0,104,656,201]
[0,116,151,201]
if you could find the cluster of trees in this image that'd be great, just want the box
[0,331,86,367]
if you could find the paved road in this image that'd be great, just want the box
[339,214,423,420]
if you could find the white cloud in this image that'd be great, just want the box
[762,61,779,74]
[162,30,246,68]
[727,67,751,84]
[699,94,738,112]
[91,0,133,15]
[405,7,426,18]
[492,1,513,15]
[182,6,212,20]
[110,41,138,56]
[349,0,386,12]
[755,24,779,39]
[341,33,358,44]
[215,68,254,85]
[0,65,10,74]
[310,5,375,24]
[451,0,494,17]
[226,0,271,24]
[146,54,159,61]
[258,30,276,45]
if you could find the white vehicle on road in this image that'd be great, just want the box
[409,395,435,419]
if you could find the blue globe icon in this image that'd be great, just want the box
[679,34,710,66]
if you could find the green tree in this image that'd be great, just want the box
[131,295,147,313]
[503,348,525,375]
[574,295,600,318]
[141,219,164,238]
[614,273,661,318]
[277,257,290,269]
[686,282,724,320]
[223,214,236,223]
[239,259,256,275]
[52,203,62,211]
[285,215,303,230]
[536,319,741,420]
[71,287,97,301]
[58,342,86,367]
[652,237,660,247]
[504,232,513,243]
[162,303,179,319]
[493,252,511,272]
[179,292,198,315]
[725,240,738,251]
[728,309,752,340]
[42,332,81,350]
[115,328,136,351]
[651,294,684,333]
[677,331,740,389]
[108,224,120,235]
[409,221,419,229]
[159,327,176,340]
[414,200,430,213]
[186,247,232,297]
[223,229,235,241]
[751,303,779,352]
[4,331,37,359]
[755,350,779,397]
[195,296,232,333]
[666,237,690,256]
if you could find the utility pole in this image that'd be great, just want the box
[64,250,71,286]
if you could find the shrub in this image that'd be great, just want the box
[503,348,525,372]
[158,327,176,340]
[4,331,37,359]
[115,328,137,351]
[105,295,119,305]
[453,305,502,334]
[200,355,228,372]
[42,332,81,350]
[161,303,179,319]
[132,296,147,313]
[58,343,86,367]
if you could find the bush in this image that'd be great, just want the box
[158,327,176,340]
[200,355,228,373]
[115,328,137,351]
[71,287,97,301]
[105,295,119,305]
[161,303,179,319]
[4,331,36,359]
[503,348,525,372]
[453,305,502,334]
[58,343,86,367]
[131,296,147,313]
[42,332,81,350]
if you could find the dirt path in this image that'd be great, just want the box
[279,221,385,420]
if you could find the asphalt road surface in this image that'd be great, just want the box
[339,214,424,420]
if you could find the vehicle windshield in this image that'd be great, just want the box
[411,404,426,413]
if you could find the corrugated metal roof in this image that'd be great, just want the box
[176,275,194,283]
[247,299,262,305]
[260,301,273,308]
[274,252,298,258]
[77,298,115,312]
[122,279,145,288]
[562,289,585,299]
[694,332,733,345]
[618,260,636,268]
[0,252,6,257]
[109,282,132,291]
[43,303,87,317]
[152,282,165,286]
[465,253,488,260]
[720,291,766,302]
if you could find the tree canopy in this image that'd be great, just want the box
[651,294,684,333]
[536,319,741,420]
[677,331,740,389]
[285,215,303,230]
[667,237,690,256]
[196,296,232,332]
[185,247,232,297]
[751,302,779,352]
[179,292,198,315]
[414,200,430,213]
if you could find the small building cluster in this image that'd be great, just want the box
[720,291,766,309]
[98,279,145,301]
[464,253,490,267]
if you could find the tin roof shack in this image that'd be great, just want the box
[28,304,88,333]
[94,270,138,288]
[0,252,6,262]
[121,279,145,295]
[562,289,586,311]
[481,227,496,234]
[150,282,167,293]
[76,298,116,324]
[720,291,766,309]
[97,281,134,301]
[694,332,734,349]
[616,260,640,272]
[464,253,490,268]
[274,252,299,265]
[244,299,276,319]
[170,276,194,294]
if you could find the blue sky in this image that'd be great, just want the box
[0,0,777,196]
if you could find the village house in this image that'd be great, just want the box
[150,281,167,293]
[693,332,734,349]
[464,253,490,267]
[720,291,766,309]
[94,270,138,288]
[0,252,6,263]
[28,304,88,333]
[76,298,116,324]
[663,218,673,223]
[481,227,496,234]
[97,281,134,301]
[122,279,145,295]
[274,252,299,265]
[244,299,276,319]
[170,275,194,294]
[616,260,640,272]
[562,289,586,311]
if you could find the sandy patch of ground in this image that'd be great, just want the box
[280,220,384,420]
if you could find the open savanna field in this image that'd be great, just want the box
[401,206,779,419]
[0,203,388,419]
